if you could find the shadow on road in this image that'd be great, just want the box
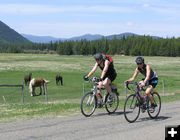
[138,116,171,122]
[92,111,124,117]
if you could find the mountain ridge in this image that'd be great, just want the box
[22,32,139,43]
[0,20,160,44]
[0,20,30,44]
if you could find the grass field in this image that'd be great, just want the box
[0,53,180,122]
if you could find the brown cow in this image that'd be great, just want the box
[29,78,49,96]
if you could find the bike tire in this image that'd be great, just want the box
[124,94,140,123]
[105,93,119,114]
[80,91,97,117]
[147,92,161,119]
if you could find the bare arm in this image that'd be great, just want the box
[127,68,139,82]
[100,60,110,79]
[143,64,151,84]
[87,63,98,77]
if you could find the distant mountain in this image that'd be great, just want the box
[68,34,103,41]
[0,20,30,44]
[22,33,103,43]
[22,33,140,43]
[106,32,139,40]
[22,34,61,43]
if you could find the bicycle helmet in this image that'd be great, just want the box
[135,56,144,64]
[94,53,103,61]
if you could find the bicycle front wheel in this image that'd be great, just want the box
[80,91,96,117]
[147,92,161,118]
[124,94,140,123]
[105,93,119,114]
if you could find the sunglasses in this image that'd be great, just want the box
[137,63,142,65]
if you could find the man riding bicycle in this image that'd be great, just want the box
[125,56,158,110]
[84,53,117,102]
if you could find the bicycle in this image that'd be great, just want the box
[80,77,119,117]
[124,81,161,123]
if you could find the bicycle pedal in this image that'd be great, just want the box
[141,109,146,113]
[149,107,155,113]
[97,103,103,108]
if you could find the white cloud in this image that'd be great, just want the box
[0,3,138,15]
[1,1,179,38]
[0,4,64,15]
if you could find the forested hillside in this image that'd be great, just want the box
[0,20,179,56]
[54,36,180,56]
[0,20,31,52]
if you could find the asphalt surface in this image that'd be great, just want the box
[0,101,180,140]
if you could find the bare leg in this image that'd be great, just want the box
[32,87,35,96]
[145,85,154,104]
[39,86,42,95]
[61,77,63,86]
[103,78,112,94]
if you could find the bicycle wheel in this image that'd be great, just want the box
[105,93,119,114]
[80,91,97,117]
[124,94,140,123]
[147,92,161,118]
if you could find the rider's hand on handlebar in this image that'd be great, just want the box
[124,81,129,86]
[139,81,145,88]
[99,77,103,81]
[124,81,131,90]
[83,75,89,81]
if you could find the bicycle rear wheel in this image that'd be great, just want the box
[80,91,96,117]
[147,92,161,118]
[105,93,119,114]
[124,94,140,123]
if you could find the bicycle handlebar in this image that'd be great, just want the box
[84,76,100,84]
[125,81,139,90]
[125,81,147,92]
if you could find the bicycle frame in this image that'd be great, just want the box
[126,82,147,103]
[85,77,107,102]
[81,77,119,117]
[124,81,161,122]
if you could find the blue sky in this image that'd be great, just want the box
[0,0,180,38]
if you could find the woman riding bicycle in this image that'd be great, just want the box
[126,56,158,110]
[84,53,117,101]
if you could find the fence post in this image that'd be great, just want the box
[124,83,128,98]
[83,83,85,95]
[162,79,165,96]
[21,84,24,104]
[44,83,48,102]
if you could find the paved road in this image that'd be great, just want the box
[0,101,180,140]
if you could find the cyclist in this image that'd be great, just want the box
[84,53,117,103]
[125,56,158,111]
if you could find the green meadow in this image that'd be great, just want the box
[0,53,180,122]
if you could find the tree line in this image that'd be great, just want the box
[0,35,180,56]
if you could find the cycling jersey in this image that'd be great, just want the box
[138,64,157,80]
[98,54,117,82]
[138,64,158,88]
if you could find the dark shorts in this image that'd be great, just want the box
[103,72,117,82]
[149,77,158,88]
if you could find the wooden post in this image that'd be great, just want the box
[44,83,48,102]
[0,84,24,103]
[162,79,165,96]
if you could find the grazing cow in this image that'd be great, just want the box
[24,73,32,85]
[29,78,49,97]
[55,74,63,86]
